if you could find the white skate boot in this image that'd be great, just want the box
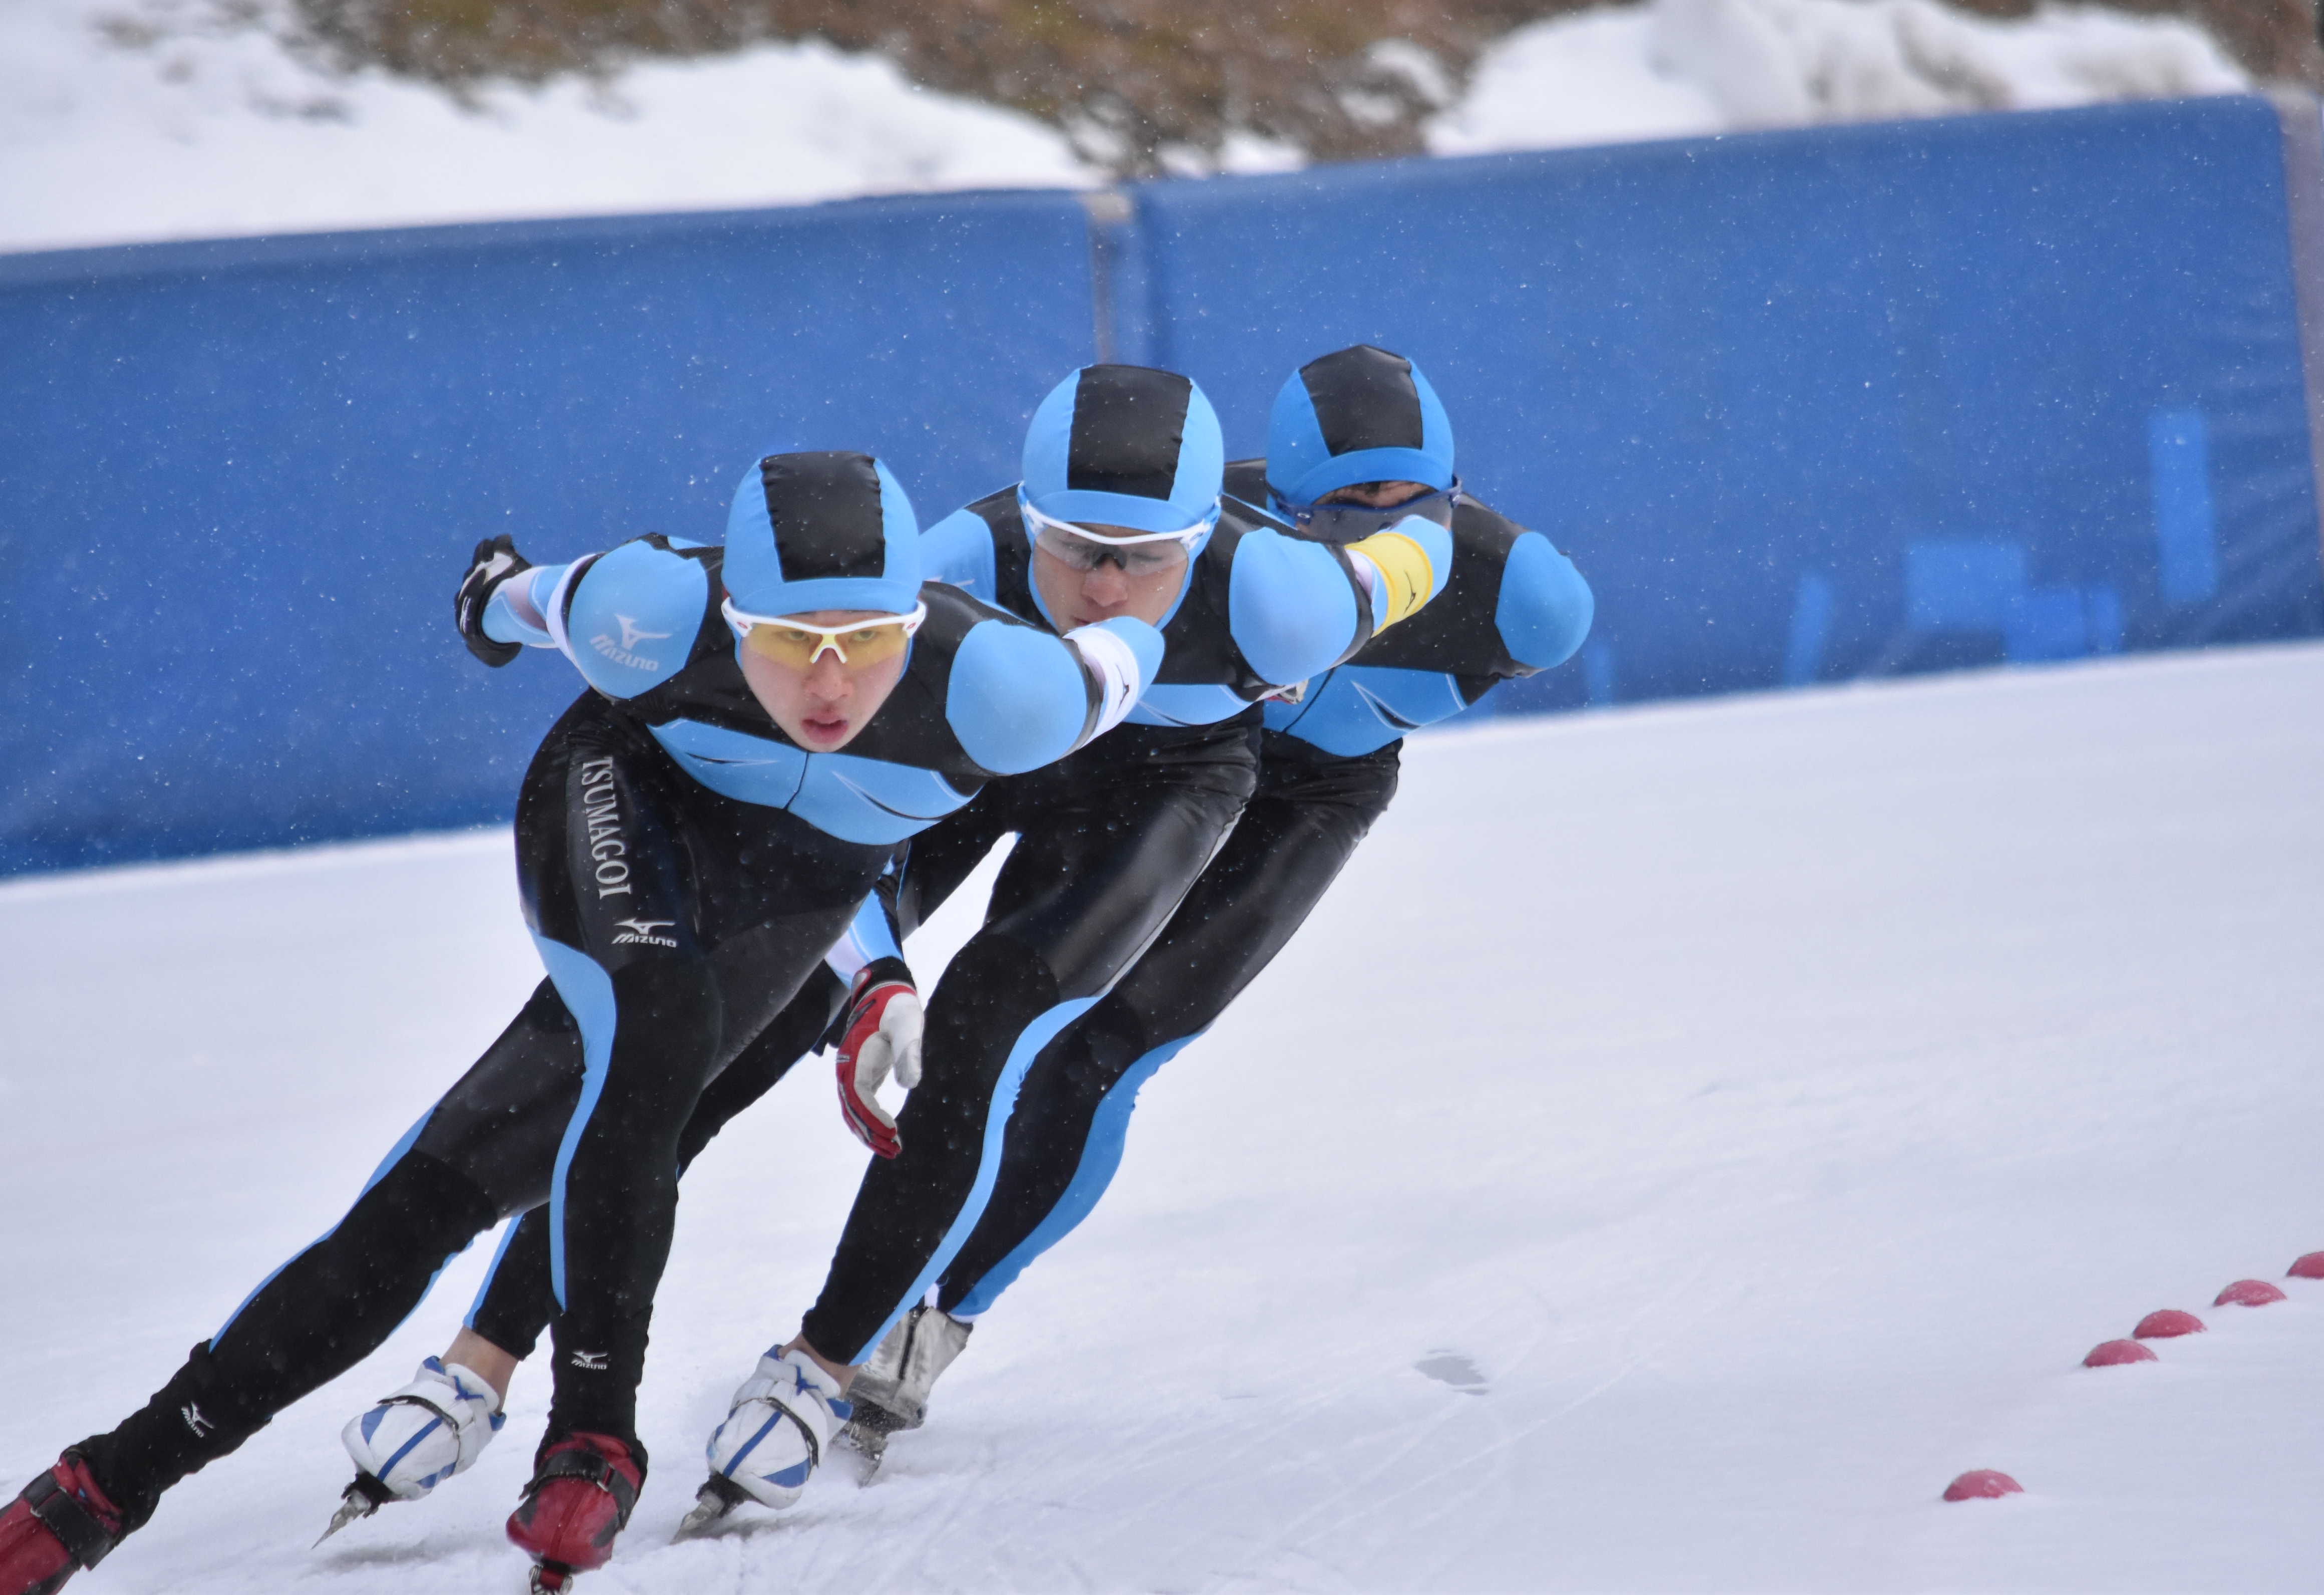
[840,1305,973,1469]
[676,1350,851,1535]
[319,1358,504,1540]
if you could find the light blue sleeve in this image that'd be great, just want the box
[1226,529,1363,687]
[556,541,710,699]
[921,509,1000,602]
[946,617,1124,774]
[482,563,565,647]
[1497,531,1594,670]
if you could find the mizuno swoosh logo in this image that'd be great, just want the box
[685,753,780,766]
[1351,680,1424,731]
[615,614,673,650]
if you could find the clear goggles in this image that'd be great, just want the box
[1022,497,1216,575]
[1279,479,1461,542]
[722,597,927,670]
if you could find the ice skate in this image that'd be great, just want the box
[0,1453,122,1595]
[321,1357,505,1542]
[504,1432,641,1591]
[837,1305,971,1474]
[676,1350,849,1535]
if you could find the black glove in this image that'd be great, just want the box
[454,535,533,668]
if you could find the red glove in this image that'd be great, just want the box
[833,958,923,1159]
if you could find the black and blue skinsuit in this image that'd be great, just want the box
[925,346,1595,1322]
[460,362,1451,1373]
[67,451,1157,1534]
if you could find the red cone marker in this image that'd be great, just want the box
[1943,1470,2023,1502]
[2214,1279,2286,1308]
[2289,1253,2324,1281]
[2133,1309,2204,1339]
[2083,1339,2158,1367]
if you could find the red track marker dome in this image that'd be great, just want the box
[2083,1339,2158,1367]
[2289,1252,2324,1280]
[2133,1309,2205,1339]
[2214,1279,2286,1307]
[1943,1470,2024,1502]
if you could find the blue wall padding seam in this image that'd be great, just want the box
[2150,407,2221,604]
[1785,573,1836,686]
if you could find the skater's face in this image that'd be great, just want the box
[1277,478,1456,543]
[738,608,911,751]
[1320,479,1434,508]
[1031,521,1189,632]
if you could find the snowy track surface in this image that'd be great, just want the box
[4,642,2321,1592]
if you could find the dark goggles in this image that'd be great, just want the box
[1278,479,1461,542]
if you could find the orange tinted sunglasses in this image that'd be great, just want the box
[722,599,927,670]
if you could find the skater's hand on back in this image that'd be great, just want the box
[834,957,923,1158]
[455,534,534,667]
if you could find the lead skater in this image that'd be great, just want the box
[0,449,1160,1593]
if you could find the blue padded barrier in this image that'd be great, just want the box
[0,193,1098,874]
[1116,95,2324,717]
[5,98,2322,877]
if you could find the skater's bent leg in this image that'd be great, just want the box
[794,931,1067,1366]
[938,739,1401,1318]
[71,941,609,1529]
[797,756,1255,1367]
[458,964,845,1379]
[540,952,721,1450]
[74,1147,500,1530]
[935,1005,1196,1319]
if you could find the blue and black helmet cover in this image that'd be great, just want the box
[722,449,923,619]
[1019,364,1226,540]
[1265,345,1457,510]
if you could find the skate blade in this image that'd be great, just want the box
[313,1484,378,1547]
[672,1478,744,1540]
[834,1422,889,1483]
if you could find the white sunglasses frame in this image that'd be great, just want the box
[1019,496,1219,551]
[721,597,928,666]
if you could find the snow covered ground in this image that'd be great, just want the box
[2,640,2320,1591]
[1428,0,2246,156]
[0,0,2249,254]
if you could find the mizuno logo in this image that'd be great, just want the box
[615,614,672,650]
[182,1403,214,1437]
[612,917,679,948]
[591,630,667,673]
[570,1350,609,1372]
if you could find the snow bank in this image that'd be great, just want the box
[1429,0,2247,154]
[0,0,1094,254]
[2,643,2322,1590]
[0,0,2256,254]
